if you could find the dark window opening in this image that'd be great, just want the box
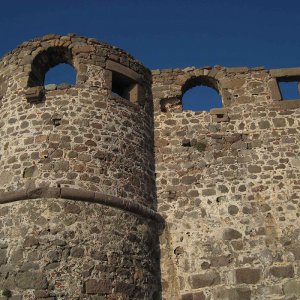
[111,71,137,101]
[278,81,300,100]
[45,63,76,86]
[182,85,222,111]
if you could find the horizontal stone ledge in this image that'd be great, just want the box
[0,187,164,223]
[106,60,142,82]
[210,108,229,115]
[272,99,300,110]
[270,67,300,78]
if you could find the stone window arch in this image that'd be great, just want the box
[27,46,76,88]
[181,76,222,111]
[160,76,223,112]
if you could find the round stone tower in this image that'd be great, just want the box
[0,34,162,299]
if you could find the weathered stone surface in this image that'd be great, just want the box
[2,33,300,300]
[235,268,261,284]
[270,265,294,278]
[0,34,159,299]
[182,292,205,300]
[85,279,112,294]
[268,78,282,101]
[213,287,251,300]
[0,170,13,186]
[283,280,300,296]
[223,228,242,240]
[23,165,39,178]
[16,272,48,289]
[189,272,220,288]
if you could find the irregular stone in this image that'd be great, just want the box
[283,280,300,296]
[16,272,48,289]
[85,279,112,294]
[223,228,242,240]
[23,165,39,178]
[0,170,13,186]
[70,246,84,258]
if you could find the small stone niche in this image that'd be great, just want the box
[111,71,140,102]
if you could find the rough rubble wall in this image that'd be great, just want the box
[0,34,161,299]
[153,67,300,299]
[0,200,160,299]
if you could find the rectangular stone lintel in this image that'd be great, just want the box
[106,60,141,82]
[270,67,300,78]
[210,108,229,115]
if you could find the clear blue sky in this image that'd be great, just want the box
[1,0,299,110]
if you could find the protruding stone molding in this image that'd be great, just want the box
[270,67,300,79]
[106,60,142,83]
[0,187,164,223]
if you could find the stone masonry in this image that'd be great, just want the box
[0,34,300,300]
[153,66,300,299]
[0,34,161,299]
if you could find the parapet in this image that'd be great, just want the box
[0,33,152,110]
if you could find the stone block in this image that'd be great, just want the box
[226,67,249,73]
[270,265,294,278]
[248,165,261,173]
[284,280,300,296]
[273,118,286,127]
[213,287,251,300]
[210,108,229,115]
[16,272,48,289]
[223,228,242,240]
[235,268,261,284]
[85,279,112,294]
[23,165,39,178]
[115,282,135,295]
[182,292,205,300]
[268,78,282,101]
[189,271,220,289]
[274,99,300,109]
[220,78,245,89]
[270,67,300,78]
[106,60,141,82]
[0,170,13,187]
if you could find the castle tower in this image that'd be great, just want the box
[0,34,162,299]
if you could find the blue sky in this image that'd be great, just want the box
[1,0,299,110]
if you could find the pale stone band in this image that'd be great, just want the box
[0,187,164,223]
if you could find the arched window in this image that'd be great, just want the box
[182,76,222,111]
[28,46,76,87]
[45,63,76,86]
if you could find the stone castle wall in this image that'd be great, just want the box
[1,34,300,300]
[153,66,300,299]
[0,34,162,299]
